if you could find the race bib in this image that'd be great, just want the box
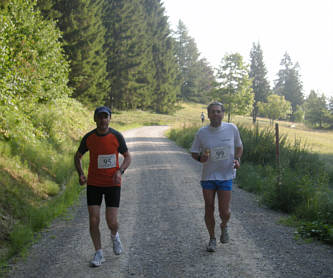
[211,147,230,161]
[97,154,116,169]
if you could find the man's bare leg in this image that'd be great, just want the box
[202,189,217,238]
[88,205,102,251]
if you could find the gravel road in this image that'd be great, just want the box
[7,126,333,278]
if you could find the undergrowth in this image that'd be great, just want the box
[0,98,92,274]
[168,123,333,244]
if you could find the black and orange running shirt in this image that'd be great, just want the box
[78,128,128,187]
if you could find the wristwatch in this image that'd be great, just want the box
[119,169,125,175]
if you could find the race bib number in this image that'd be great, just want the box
[97,154,116,169]
[211,147,230,161]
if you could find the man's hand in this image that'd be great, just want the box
[79,174,87,185]
[234,159,240,169]
[200,152,209,163]
[113,170,122,185]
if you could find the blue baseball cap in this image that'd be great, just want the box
[94,106,111,117]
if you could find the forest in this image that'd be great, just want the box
[1,0,333,130]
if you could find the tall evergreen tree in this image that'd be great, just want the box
[35,0,60,20]
[195,58,216,103]
[174,20,207,102]
[143,0,181,113]
[328,97,333,128]
[54,0,109,106]
[274,52,304,120]
[329,97,333,114]
[249,42,271,123]
[103,0,153,110]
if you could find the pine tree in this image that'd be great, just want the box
[54,0,109,106]
[35,0,61,20]
[274,52,304,120]
[143,0,181,113]
[174,20,203,102]
[328,97,333,128]
[103,0,153,110]
[193,58,216,103]
[329,97,333,114]
[249,42,271,123]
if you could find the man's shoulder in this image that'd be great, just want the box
[107,127,124,138]
[197,125,210,135]
[82,129,97,139]
[223,122,238,130]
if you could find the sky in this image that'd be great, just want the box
[162,0,333,99]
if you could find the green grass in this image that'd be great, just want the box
[167,117,333,244]
[110,102,207,130]
[0,101,206,272]
[0,98,92,270]
[1,100,333,273]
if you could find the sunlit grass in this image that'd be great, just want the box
[233,115,333,169]
[109,104,332,168]
[109,102,207,131]
[1,100,332,266]
[0,98,92,265]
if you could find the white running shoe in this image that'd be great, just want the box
[91,251,105,267]
[112,233,123,255]
[206,238,217,252]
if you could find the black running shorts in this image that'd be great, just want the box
[86,185,121,207]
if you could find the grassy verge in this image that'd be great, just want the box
[0,98,93,274]
[168,122,333,244]
[1,101,332,274]
[0,101,206,274]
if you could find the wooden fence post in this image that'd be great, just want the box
[275,123,280,167]
[275,123,281,194]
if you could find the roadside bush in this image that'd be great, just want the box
[238,124,287,166]
[0,0,71,112]
[168,123,333,244]
[296,221,333,244]
[168,125,199,150]
[236,163,275,194]
[0,97,91,264]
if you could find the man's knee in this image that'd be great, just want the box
[89,215,100,228]
[205,204,215,216]
[219,209,230,220]
[107,217,118,227]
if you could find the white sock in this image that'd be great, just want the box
[96,249,103,255]
[111,232,119,239]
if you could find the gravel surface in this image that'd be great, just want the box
[7,126,333,278]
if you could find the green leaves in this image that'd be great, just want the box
[214,53,254,121]
[257,94,292,123]
[0,0,71,110]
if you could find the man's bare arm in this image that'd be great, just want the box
[119,151,131,173]
[74,151,87,185]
